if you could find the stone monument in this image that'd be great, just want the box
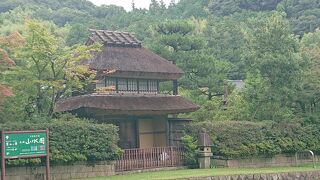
[197,128,213,169]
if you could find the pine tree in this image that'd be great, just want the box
[159,0,166,9]
[131,0,136,11]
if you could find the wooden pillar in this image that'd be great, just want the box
[136,119,140,148]
[166,119,170,146]
[173,80,178,95]
[223,80,228,106]
[116,78,119,93]
[157,80,160,94]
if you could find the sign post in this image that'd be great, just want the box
[1,129,50,180]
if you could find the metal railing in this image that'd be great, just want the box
[115,146,185,172]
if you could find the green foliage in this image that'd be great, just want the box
[3,20,100,119]
[181,135,198,167]
[205,12,262,79]
[208,0,280,16]
[297,29,320,119]
[277,0,320,36]
[0,0,320,163]
[0,115,121,165]
[190,91,250,121]
[181,53,230,100]
[191,121,320,158]
[147,19,230,100]
[0,7,31,35]
[168,0,209,18]
[241,12,303,121]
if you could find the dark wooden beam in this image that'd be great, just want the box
[173,80,178,95]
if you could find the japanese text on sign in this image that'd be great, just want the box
[4,132,47,158]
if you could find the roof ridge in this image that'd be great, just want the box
[89,29,136,36]
[88,29,141,48]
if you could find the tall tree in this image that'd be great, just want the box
[298,28,320,118]
[131,0,136,11]
[242,13,303,121]
[0,32,24,104]
[148,20,200,95]
[149,0,166,15]
[277,0,320,36]
[181,53,230,100]
[148,20,229,99]
[7,21,100,117]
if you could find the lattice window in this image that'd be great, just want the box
[139,80,148,92]
[106,78,116,87]
[149,80,158,92]
[96,77,105,88]
[128,79,138,91]
[118,79,127,91]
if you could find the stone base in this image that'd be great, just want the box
[199,157,211,169]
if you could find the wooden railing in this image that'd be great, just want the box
[115,146,185,172]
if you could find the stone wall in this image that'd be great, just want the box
[1,161,115,180]
[212,154,319,168]
[179,171,320,180]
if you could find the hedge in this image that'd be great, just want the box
[0,115,122,165]
[191,121,320,158]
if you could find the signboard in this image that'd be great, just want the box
[1,130,50,180]
[4,132,47,158]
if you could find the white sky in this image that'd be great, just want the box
[88,0,173,11]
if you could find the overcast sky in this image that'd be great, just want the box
[88,0,173,11]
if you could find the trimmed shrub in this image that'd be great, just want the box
[0,115,122,165]
[191,121,320,158]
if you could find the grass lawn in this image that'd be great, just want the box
[83,166,320,180]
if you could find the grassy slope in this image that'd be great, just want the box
[84,166,320,180]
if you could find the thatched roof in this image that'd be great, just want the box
[84,30,183,80]
[86,29,141,48]
[54,94,198,116]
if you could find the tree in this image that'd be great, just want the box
[149,0,167,16]
[170,0,175,6]
[181,53,230,100]
[208,0,281,16]
[298,28,320,120]
[205,14,249,80]
[277,0,320,36]
[0,32,25,104]
[148,20,230,100]
[147,20,204,95]
[242,13,303,121]
[168,0,208,18]
[131,0,136,11]
[7,21,100,117]
[65,23,90,45]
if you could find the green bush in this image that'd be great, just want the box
[181,135,198,168]
[191,121,320,158]
[0,115,122,165]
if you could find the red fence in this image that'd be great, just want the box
[115,146,185,172]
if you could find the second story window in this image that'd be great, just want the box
[118,79,127,91]
[139,80,158,93]
[95,77,159,94]
[139,80,148,92]
[149,81,158,93]
[106,78,116,87]
[128,79,138,91]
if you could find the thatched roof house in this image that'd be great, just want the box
[84,30,183,80]
[55,30,198,149]
[55,94,197,116]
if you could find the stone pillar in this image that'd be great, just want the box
[198,147,213,169]
[197,128,213,169]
